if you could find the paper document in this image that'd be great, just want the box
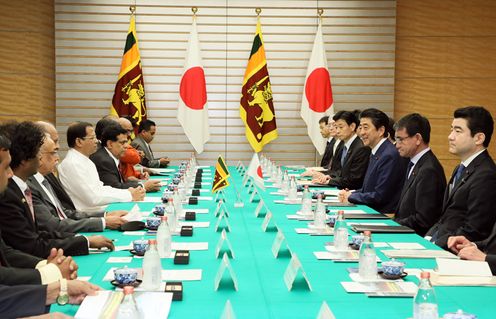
[172,242,208,251]
[75,290,172,319]
[388,242,426,250]
[382,249,457,259]
[162,269,202,281]
[435,258,492,276]
[138,197,162,203]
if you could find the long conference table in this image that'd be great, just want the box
[52,165,496,318]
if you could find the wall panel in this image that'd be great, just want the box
[55,0,396,165]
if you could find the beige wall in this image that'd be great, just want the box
[395,0,496,176]
[0,0,55,122]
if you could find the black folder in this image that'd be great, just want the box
[350,224,415,233]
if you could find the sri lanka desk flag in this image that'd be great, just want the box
[212,155,230,193]
[239,17,278,153]
[110,13,147,131]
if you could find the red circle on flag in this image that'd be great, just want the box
[180,66,207,110]
[257,166,263,178]
[305,67,333,112]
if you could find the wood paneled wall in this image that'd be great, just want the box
[54,0,397,166]
[395,0,496,176]
[0,0,55,122]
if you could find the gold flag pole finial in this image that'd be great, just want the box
[317,8,324,23]
[255,8,262,16]
[192,7,198,15]
[129,5,136,15]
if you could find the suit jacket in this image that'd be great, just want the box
[320,138,337,168]
[327,137,371,190]
[0,229,42,285]
[0,179,89,258]
[45,172,76,211]
[27,176,104,233]
[90,147,139,189]
[131,135,162,168]
[475,223,496,274]
[0,284,47,318]
[427,150,496,249]
[348,139,406,214]
[394,150,446,236]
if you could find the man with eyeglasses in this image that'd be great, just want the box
[58,122,145,213]
[393,113,446,236]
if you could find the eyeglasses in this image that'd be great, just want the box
[394,135,412,143]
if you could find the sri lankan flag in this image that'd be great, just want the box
[110,14,147,131]
[212,155,230,193]
[239,18,278,153]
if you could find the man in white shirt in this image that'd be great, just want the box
[58,121,145,213]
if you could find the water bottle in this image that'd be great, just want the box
[287,176,298,200]
[280,170,290,194]
[156,216,172,258]
[274,166,283,187]
[116,286,143,319]
[333,210,349,250]
[313,194,326,229]
[414,272,438,319]
[271,164,279,181]
[165,198,177,233]
[300,185,312,215]
[174,195,185,220]
[358,231,377,279]
[141,239,162,291]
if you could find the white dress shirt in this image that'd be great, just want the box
[58,148,132,212]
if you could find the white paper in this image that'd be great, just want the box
[197,196,213,201]
[383,249,458,259]
[162,269,202,281]
[187,208,209,214]
[138,197,162,203]
[172,242,208,251]
[388,242,426,250]
[349,272,401,283]
[114,244,133,251]
[123,231,146,236]
[435,258,492,277]
[328,209,367,214]
[179,221,210,228]
[106,257,133,263]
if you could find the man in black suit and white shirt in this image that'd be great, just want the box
[0,121,114,258]
[28,133,127,233]
[90,125,160,192]
[313,110,370,190]
[393,113,446,236]
[131,119,170,168]
[426,106,496,249]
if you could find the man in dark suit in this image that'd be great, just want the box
[90,125,160,192]
[319,116,336,168]
[0,133,77,286]
[0,121,114,258]
[393,114,446,236]
[0,279,99,318]
[339,108,406,214]
[426,106,496,249]
[313,110,370,190]
[28,133,127,233]
[131,119,170,168]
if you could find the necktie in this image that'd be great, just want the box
[453,164,465,185]
[340,146,348,167]
[406,161,414,180]
[41,179,67,220]
[24,188,35,222]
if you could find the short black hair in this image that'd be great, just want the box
[333,110,359,130]
[138,119,156,133]
[0,134,11,150]
[395,113,431,144]
[0,121,45,169]
[67,122,93,148]
[319,116,329,125]
[387,117,396,141]
[360,108,389,138]
[454,106,494,148]
[101,125,128,148]
[95,118,118,141]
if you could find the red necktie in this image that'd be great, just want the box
[24,188,35,222]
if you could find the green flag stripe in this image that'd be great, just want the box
[249,34,262,58]
[124,32,136,53]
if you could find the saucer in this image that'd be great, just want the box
[378,271,408,280]
[152,210,164,216]
[130,249,145,257]
[111,279,142,288]
[349,243,360,250]
[145,225,159,231]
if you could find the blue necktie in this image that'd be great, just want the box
[453,164,465,185]
[340,146,348,167]
[406,161,414,180]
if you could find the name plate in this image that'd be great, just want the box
[214,208,232,232]
[221,300,237,319]
[214,253,239,291]
[283,253,312,291]
[249,188,261,202]
[214,190,227,203]
[271,228,288,258]
[215,229,235,259]
[261,211,274,232]
[316,301,336,319]
[214,200,229,217]
[253,199,267,218]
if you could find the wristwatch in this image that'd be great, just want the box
[56,278,69,305]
